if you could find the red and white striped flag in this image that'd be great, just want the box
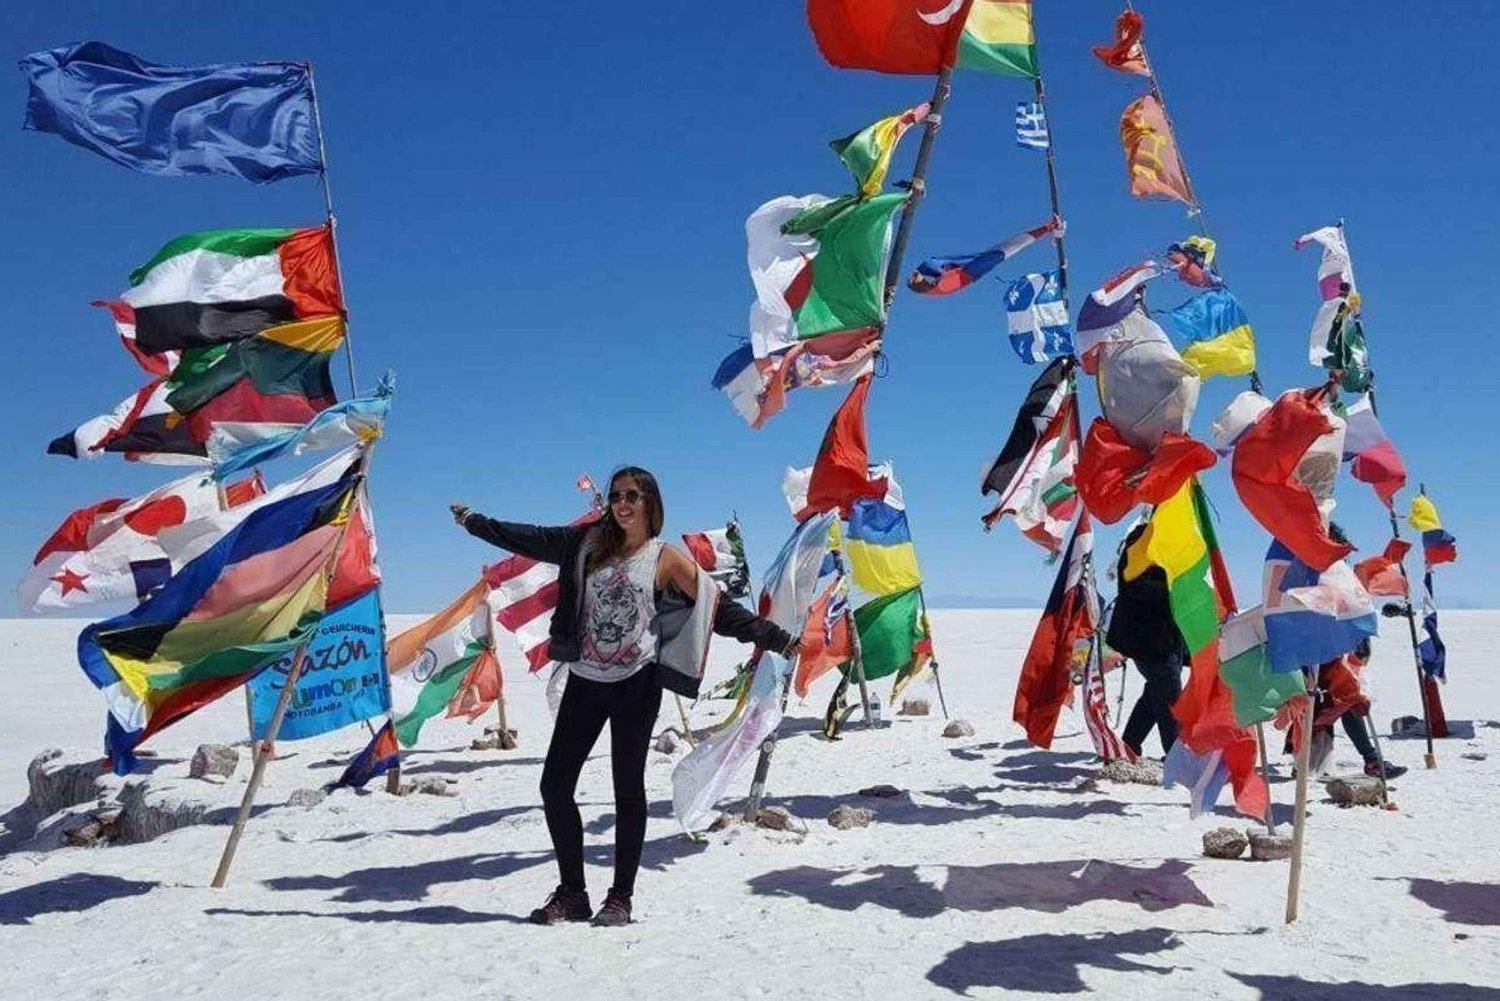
[1082,655,1136,763]
[484,489,601,673]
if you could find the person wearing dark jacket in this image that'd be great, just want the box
[451,466,796,928]
[1105,524,1187,758]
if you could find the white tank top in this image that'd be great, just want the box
[569,539,662,683]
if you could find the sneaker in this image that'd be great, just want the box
[591,888,633,927]
[528,885,591,925]
[1364,759,1408,779]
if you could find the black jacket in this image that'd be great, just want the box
[1104,527,1187,666]
[462,514,793,694]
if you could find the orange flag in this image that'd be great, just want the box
[1120,95,1194,206]
[1092,9,1150,76]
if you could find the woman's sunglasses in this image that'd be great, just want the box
[608,489,647,505]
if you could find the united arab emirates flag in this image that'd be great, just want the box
[110,226,342,354]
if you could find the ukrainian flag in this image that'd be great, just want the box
[1168,288,1256,379]
[846,497,922,596]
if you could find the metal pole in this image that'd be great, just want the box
[303,63,359,398]
[881,66,955,308]
[1254,723,1277,836]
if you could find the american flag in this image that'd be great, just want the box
[1015,101,1049,151]
[1082,653,1136,762]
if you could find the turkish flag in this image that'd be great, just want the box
[808,0,974,74]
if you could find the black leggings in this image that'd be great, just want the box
[1122,653,1184,756]
[539,666,663,896]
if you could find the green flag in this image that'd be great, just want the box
[779,192,908,340]
[844,587,924,682]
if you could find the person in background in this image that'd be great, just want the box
[1106,523,1186,759]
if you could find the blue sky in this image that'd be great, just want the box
[4,1,1494,614]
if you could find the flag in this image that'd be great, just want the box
[386,579,501,747]
[49,378,206,464]
[1262,541,1379,673]
[1095,310,1200,451]
[1231,389,1354,572]
[806,0,973,74]
[777,193,908,340]
[908,218,1059,296]
[1091,9,1149,75]
[845,587,927,682]
[672,515,835,830]
[80,458,363,773]
[1014,513,1094,748]
[793,559,853,698]
[1075,419,1215,525]
[1167,288,1256,379]
[1165,236,1221,288]
[956,0,1039,78]
[1319,299,1372,394]
[1353,540,1410,599]
[1015,101,1048,151]
[336,721,400,790]
[1294,226,1356,302]
[1120,95,1193,206]
[983,386,1080,553]
[209,374,393,478]
[683,520,751,599]
[1162,742,1230,819]
[1074,261,1161,359]
[106,226,341,355]
[485,508,603,672]
[980,357,1072,533]
[18,469,262,613]
[799,375,889,520]
[1419,602,1446,682]
[1005,270,1073,364]
[831,103,930,198]
[712,330,881,429]
[1219,606,1306,727]
[1338,393,1405,507]
[847,492,922,595]
[93,300,180,377]
[20,41,321,183]
[164,315,344,442]
[1122,480,1226,656]
[1082,654,1135,762]
[1409,494,1457,567]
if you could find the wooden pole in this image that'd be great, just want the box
[1255,723,1277,836]
[1339,222,1435,768]
[211,450,370,886]
[881,66,955,308]
[743,660,796,823]
[828,548,873,725]
[1284,674,1316,924]
[673,695,697,747]
[303,63,358,398]
[1030,75,1070,298]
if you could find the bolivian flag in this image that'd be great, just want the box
[959,0,1039,78]
[80,458,362,774]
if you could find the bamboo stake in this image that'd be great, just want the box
[881,66,955,307]
[1284,673,1316,923]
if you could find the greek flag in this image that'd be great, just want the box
[1015,101,1049,151]
[1006,270,1073,364]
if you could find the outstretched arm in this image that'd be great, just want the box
[450,503,583,565]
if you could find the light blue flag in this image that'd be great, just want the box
[21,41,321,183]
[209,373,394,478]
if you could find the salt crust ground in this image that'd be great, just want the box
[1,611,1497,1000]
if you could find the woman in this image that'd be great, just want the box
[451,467,797,927]
[1105,523,1186,758]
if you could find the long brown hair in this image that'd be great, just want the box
[589,466,665,570]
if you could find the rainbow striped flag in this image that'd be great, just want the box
[80,456,363,773]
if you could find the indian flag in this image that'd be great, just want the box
[386,580,501,747]
[958,0,1039,78]
[108,226,343,355]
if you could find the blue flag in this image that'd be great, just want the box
[1005,270,1073,364]
[210,374,394,478]
[21,41,322,183]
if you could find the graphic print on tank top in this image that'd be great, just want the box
[580,556,654,668]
